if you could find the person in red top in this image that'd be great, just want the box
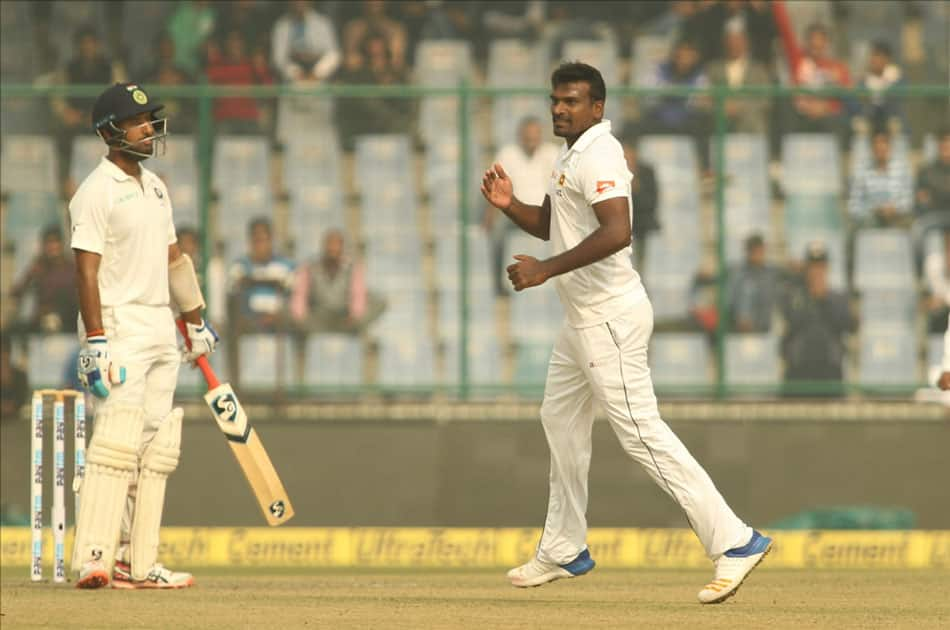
[773,1,851,140]
[205,28,273,134]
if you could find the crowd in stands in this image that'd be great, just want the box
[1,0,948,407]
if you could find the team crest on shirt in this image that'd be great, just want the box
[154,186,164,199]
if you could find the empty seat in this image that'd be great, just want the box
[238,335,294,389]
[725,334,781,392]
[781,134,842,195]
[513,341,552,388]
[373,288,427,337]
[70,136,106,184]
[649,333,711,390]
[860,289,916,329]
[212,136,273,258]
[488,39,548,150]
[1,136,57,193]
[438,287,495,341]
[506,233,561,342]
[424,139,483,228]
[928,334,944,368]
[641,230,701,321]
[415,40,472,146]
[638,135,699,219]
[859,326,918,387]
[150,135,198,226]
[722,134,771,259]
[853,229,914,290]
[288,184,345,260]
[28,334,79,389]
[377,335,435,387]
[303,334,362,387]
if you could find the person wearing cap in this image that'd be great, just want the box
[68,82,218,590]
[780,241,857,397]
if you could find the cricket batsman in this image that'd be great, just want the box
[481,63,771,604]
[69,82,218,589]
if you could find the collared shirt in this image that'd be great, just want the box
[548,120,645,327]
[848,157,913,219]
[496,141,560,206]
[69,156,176,308]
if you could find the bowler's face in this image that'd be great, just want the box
[550,82,602,139]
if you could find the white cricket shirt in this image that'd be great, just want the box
[548,120,645,327]
[69,156,177,308]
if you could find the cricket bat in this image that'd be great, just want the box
[176,321,294,526]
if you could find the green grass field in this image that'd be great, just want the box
[2,567,948,629]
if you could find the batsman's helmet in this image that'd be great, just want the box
[91,82,167,158]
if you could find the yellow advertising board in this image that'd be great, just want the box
[3,528,948,569]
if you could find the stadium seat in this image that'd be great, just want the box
[641,229,701,321]
[415,40,472,146]
[860,289,917,330]
[859,326,919,388]
[631,35,672,87]
[3,192,63,277]
[424,139,484,228]
[922,133,937,163]
[638,135,700,220]
[853,229,914,291]
[238,334,294,389]
[303,334,363,388]
[721,134,771,259]
[649,333,711,390]
[373,288,428,338]
[377,335,436,387]
[70,136,107,185]
[355,134,417,230]
[27,334,80,389]
[487,39,548,150]
[365,225,424,287]
[1,135,57,194]
[149,135,198,227]
[212,136,273,258]
[928,334,944,369]
[505,233,561,342]
[288,184,345,260]
[781,134,842,195]
[438,286,495,342]
[724,334,781,392]
[442,329,503,387]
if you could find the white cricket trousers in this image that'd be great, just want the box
[84,304,181,545]
[536,299,751,565]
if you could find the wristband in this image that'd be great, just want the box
[85,328,105,339]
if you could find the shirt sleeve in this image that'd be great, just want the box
[577,142,633,206]
[68,184,109,255]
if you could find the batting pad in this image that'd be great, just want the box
[131,408,183,580]
[71,405,144,573]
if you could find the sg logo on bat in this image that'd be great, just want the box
[204,385,251,443]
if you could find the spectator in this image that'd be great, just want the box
[10,226,78,334]
[621,137,659,267]
[853,40,905,133]
[639,39,713,171]
[271,0,340,84]
[168,0,217,76]
[915,128,950,215]
[0,336,28,423]
[176,225,227,330]
[335,30,411,149]
[206,28,274,135]
[145,33,196,134]
[482,1,545,43]
[848,129,913,227]
[214,0,272,55]
[291,229,386,334]
[774,14,852,139]
[53,27,115,195]
[227,218,296,333]
[700,0,778,70]
[343,1,408,73]
[923,228,950,333]
[482,117,560,296]
[706,21,772,133]
[417,1,482,42]
[727,233,782,333]
[781,241,857,397]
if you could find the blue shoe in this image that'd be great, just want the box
[698,530,773,604]
[507,548,596,588]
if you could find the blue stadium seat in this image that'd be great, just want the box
[415,40,472,146]
[638,135,699,219]
[721,134,771,260]
[3,192,62,276]
[725,334,781,392]
[506,233,561,343]
[303,334,363,387]
[377,335,436,387]
[1,135,57,194]
[859,326,919,387]
[488,39,548,150]
[631,35,672,87]
[860,289,916,330]
[28,334,80,389]
[70,136,106,185]
[928,334,944,369]
[438,287,495,341]
[424,139,483,228]
[150,135,199,227]
[373,288,428,337]
[781,134,842,195]
[442,331,503,387]
[641,230,701,321]
[853,229,914,291]
[238,334,294,389]
[649,333,711,389]
[288,184,345,260]
[212,136,273,259]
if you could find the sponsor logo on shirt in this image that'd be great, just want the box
[596,180,615,194]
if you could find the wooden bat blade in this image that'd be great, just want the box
[203,382,294,526]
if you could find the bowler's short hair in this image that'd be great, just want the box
[551,62,606,103]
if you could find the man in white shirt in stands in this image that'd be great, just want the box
[481,62,771,604]
[483,116,559,296]
[69,82,218,589]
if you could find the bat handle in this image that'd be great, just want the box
[176,319,221,390]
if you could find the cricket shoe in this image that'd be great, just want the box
[507,548,595,587]
[112,561,195,589]
[76,559,110,589]
[698,530,773,604]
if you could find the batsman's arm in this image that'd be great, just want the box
[74,249,104,334]
[539,196,631,279]
[168,243,203,326]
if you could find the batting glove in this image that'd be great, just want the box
[181,319,219,363]
[77,335,126,399]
